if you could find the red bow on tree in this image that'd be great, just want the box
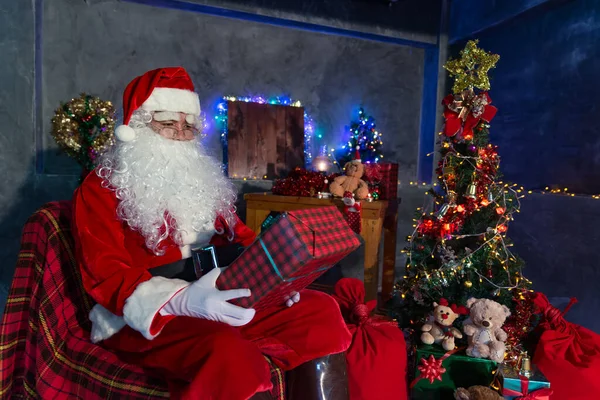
[438,298,469,315]
[442,89,497,140]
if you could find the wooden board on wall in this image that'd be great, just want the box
[227,101,304,179]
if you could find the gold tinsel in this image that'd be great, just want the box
[443,40,500,94]
[51,93,115,171]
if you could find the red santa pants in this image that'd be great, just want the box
[103,289,351,400]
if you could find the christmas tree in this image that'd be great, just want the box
[392,41,533,333]
[340,107,383,165]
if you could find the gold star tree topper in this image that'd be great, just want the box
[444,40,500,94]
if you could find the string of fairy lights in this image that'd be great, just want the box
[404,137,600,200]
[400,142,529,298]
[405,186,527,293]
[398,127,595,299]
[403,181,600,199]
[398,181,592,295]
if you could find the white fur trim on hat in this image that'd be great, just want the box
[122,276,190,340]
[141,87,201,116]
[115,125,136,142]
[185,114,196,124]
[153,111,183,122]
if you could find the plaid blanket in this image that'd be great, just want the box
[0,201,284,399]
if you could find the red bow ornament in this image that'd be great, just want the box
[502,376,553,400]
[442,89,497,139]
[409,347,462,388]
[416,355,446,384]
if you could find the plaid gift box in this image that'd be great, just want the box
[217,206,362,311]
[379,163,398,200]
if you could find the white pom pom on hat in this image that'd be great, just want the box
[115,125,136,142]
[114,67,201,142]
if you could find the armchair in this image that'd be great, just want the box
[0,201,348,399]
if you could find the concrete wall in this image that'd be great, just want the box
[0,2,35,302]
[449,0,600,332]
[41,0,426,180]
[0,0,442,312]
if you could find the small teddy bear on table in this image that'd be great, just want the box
[329,148,369,200]
[421,298,468,351]
[463,297,511,363]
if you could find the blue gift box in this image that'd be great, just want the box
[500,363,551,400]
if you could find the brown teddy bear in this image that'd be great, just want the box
[421,298,467,351]
[463,297,511,363]
[454,386,503,400]
[329,151,370,200]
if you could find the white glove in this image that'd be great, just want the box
[160,268,255,326]
[285,292,301,307]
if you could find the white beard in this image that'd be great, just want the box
[97,126,237,255]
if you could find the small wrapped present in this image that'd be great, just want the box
[499,363,552,400]
[411,345,498,400]
[217,206,362,311]
[378,162,398,200]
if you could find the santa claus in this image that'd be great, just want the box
[72,67,351,399]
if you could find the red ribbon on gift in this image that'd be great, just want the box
[442,89,497,139]
[502,375,553,399]
[409,347,464,388]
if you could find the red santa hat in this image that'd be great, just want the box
[114,67,201,142]
[352,146,362,164]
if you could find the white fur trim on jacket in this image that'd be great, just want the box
[122,276,190,340]
[141,87,201,116]
[89,304,127,343]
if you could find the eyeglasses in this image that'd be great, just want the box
[158,126,199,137]
[151,120,199,140]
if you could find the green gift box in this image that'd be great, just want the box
[499,363,551,400]
[410,345,498,400]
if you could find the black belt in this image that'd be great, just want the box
[148,257,197,281]
[149,244,245,281]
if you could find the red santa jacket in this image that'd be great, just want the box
[72,170,256,342]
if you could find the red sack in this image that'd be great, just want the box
[333,278,408,400]
[533,293,600,400]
